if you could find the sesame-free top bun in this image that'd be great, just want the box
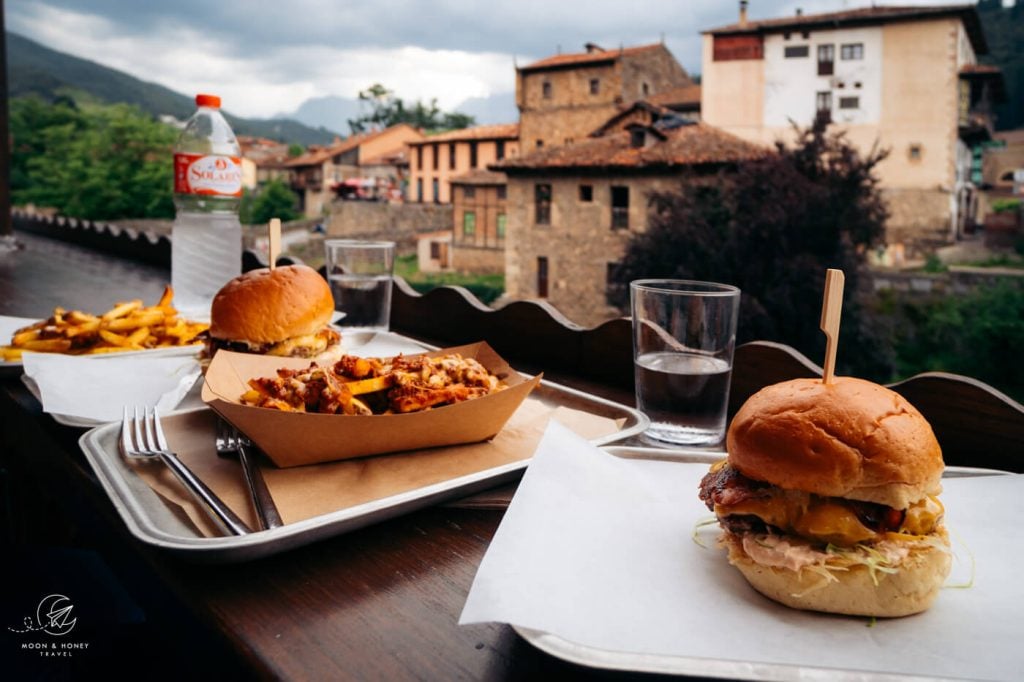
[209,265,334,344]
[726,377,943,510]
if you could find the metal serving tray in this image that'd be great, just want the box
[513,446,1011,681]
[77,372,648,563]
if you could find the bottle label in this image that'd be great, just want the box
[174,153,243,197]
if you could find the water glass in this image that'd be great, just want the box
[324,239,395,331]
[630,279,741,447]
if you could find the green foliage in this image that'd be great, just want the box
[923,255,948,273]
[10,96,176,220]
[347,83,475,135]
[288,144,305,157]
[240,179,301,226]
[394,254,504,304]
[612,117,892,378]
[991,198,1021,214]
[884,283,1024,402]
[977,0,1024,130]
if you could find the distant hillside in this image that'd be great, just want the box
[4,31,340,145]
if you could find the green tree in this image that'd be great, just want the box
[612,117,892,379]
[10,97,176,219]
[347,83,475,134]
[242,178,300,225]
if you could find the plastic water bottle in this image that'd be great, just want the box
[171,93,243,315]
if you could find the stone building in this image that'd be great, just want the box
[700,2,1005,252]
[495,104,765,327]
[449,170,508,274]
[516,42,695,152]
[407,123,519,204]
[286,124,424,217]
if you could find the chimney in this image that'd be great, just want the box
[739,0,749,27]
[796,8,803,16]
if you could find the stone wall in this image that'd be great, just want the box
[325,200,452,253]
[452,245,504,274]
[871,266,1024,296]
[881,188,953,257]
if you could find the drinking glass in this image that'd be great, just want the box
[630,279,741,446]
[324,240,395,331]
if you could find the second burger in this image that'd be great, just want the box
[207,264,341,358]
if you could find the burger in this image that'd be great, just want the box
[698,376,951,617]
[207,265,341,358]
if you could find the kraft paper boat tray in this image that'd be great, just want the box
[200,342,541,467]
[77,377,649,562]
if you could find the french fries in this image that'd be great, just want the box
[0,285,209,361]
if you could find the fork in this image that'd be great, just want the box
[121,406,252,536]
[215,419,283,530]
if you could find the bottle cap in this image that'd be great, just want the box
[195,93,221,108]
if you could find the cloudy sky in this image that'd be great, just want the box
[5,0,975,122]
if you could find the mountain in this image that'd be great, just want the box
[4,31,340,145]
[277,95,365,136]
[977,0,1024,131]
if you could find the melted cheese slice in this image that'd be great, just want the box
[716,494,943,546]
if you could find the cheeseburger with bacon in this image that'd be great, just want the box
[698,376,951,617]
[207,265,341,358]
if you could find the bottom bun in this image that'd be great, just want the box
[725,533,952,618]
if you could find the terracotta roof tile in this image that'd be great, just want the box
[703,4,986,53]
[648,84,702,108]
[494,123,767,172]
[519,43,664,72]
[409,123,519,145]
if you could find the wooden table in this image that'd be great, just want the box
[2,229,1022,680]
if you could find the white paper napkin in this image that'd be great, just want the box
[461,421,1024,681]
[22,352,201,425]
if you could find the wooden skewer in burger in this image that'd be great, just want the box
[698,269,952,617]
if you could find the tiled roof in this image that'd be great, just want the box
[494,123,767,172]
[519,43,664,72]
[409,123,519,145]
[704,4,986,53]
[285,133,372,168]
[648,84,702,108]
[450,169,508,185]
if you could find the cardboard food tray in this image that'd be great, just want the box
[200,342,540,466]
[77,380,648,563]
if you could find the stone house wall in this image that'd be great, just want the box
[325,200,452,254]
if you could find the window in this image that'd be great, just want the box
[432,179,439,204]
[497,213,507,239]
[542,81,552,99]
[817,44,835,76]
[432,143,439,170]
[497,185,507,200]
[496,140,505,160]
[641,82,650,96]
[590,78,600,95]
[463,186,476,199]
[535,184,552,225]
[838,96,859,110]
[784,45,809,58]
[611,186,629,229]
[579,184,593,202]
[463,211,476,237]
[840,43,863,60]
[470,141,478,168]
[908,144,923,161]
[448,143,456,170]
[816,91,832,122]
[416,146,423,170]
[537,257,549,298]
[536,139,544,149]
[416,178,423,202]
[630,129,645,148]
[430,242,442,259]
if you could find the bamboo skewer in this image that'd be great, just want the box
[819,268,845,385]
[268,218,281,270]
